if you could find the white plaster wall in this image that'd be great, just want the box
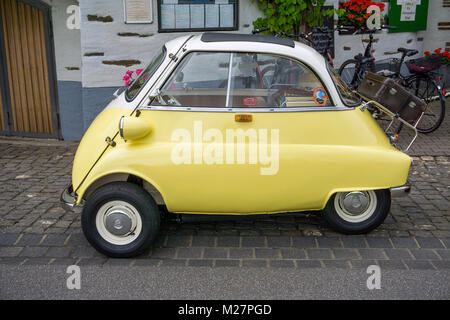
[423,0,450,52]
[43,0,81,82]
[79,0,263,88]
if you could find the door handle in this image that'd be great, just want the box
[235,114,252,122]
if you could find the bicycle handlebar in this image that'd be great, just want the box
[298,33,313,43]
[354,25,398,34]
[382,25,397,30]
[252,27,269,34]
[315,25,356,33]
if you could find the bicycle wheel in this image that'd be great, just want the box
[338,59,368,89]
[405,75,446,133]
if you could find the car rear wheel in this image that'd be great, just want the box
[81,182,160,258]
[323,189,390,234]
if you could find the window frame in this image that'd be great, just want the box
[125,46,167,102]
[142,50,350,113]
[157,0,239,33]
[326,63,362,108]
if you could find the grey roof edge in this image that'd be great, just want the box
[200,32,295,48]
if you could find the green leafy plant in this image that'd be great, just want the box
[252,0,334,37]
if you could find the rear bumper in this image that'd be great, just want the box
[390,185,411,198]
[60,184,78,211]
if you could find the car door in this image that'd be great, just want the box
[132,49,351,214]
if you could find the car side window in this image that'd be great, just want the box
[151,51,332,108]
[151,52,230,107]
[229,53,332,108]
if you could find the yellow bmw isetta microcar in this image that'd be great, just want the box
[61,33,412,257]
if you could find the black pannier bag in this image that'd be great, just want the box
[357,72,426,125]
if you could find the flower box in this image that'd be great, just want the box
[337,0,386,30]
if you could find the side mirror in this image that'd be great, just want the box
[119,116,152,141]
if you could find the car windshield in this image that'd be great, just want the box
[126,46,166,101]
[327,64,361,107]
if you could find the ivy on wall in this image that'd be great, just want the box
[251,0,334,36]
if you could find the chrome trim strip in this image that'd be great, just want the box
[390,186,411,198]
[138,105,353,113]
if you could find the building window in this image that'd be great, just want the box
[157,0,238,32]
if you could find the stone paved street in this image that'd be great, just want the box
[0,114,449,270]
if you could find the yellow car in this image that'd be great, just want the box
[61,33,412,257]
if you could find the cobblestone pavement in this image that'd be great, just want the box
[0,114,449,270]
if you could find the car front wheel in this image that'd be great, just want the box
[81,182,160,258]
[323,189,391,234]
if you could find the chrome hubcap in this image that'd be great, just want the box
[341,191,370,215]
[95,200,142,245]
[105,210,133,236]
[334,190,378,223]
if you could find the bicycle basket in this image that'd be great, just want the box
[406,55,442,74]
[375,58,401,76]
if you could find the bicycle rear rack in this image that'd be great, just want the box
[359,97,422,153]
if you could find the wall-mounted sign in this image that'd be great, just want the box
[124,0,153,23]
[158,0,238,32]
[400,3,416,22]
[397,0,421,21]
[388,0,428,33]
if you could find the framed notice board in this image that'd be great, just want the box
[124,0,153,23]
[388,0,429,33]
[158,0,238,32]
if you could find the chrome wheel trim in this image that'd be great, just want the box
[334,191,377,223]
[95,200,142,245]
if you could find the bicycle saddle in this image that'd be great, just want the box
[398,48,418,57]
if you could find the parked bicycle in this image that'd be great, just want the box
[338,25,396,89]
[344,39,446,134]
[336,25,446,133]
[378,53,446,133]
